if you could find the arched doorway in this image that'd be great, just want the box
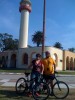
[66,56,70,70]
[10,54,16,68]
[70,57,73,70]
[2,56,6,68]
[22,53,28,65]
[5,56,8,68]
[74,59,75,70]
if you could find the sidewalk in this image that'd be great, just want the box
[0,72,75,88]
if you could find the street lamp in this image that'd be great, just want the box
[42,0,46,58]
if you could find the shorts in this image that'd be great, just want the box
[43,74,55,80]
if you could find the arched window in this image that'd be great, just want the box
[2,56,6,68]
[74,59,75,70]
[10,54,16,68]
[70,57,73,70]
[5,56,8,67]
[22,53,28,64]
[66,56,69,70]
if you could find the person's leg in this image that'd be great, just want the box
[49,74,55,96]
[43,74,49,90]
[35,71,40,83]
[34,71,41,96]
[28,71,36,96]
[30,71,36,91]
[50,80,53,90]
[50,74,55,88]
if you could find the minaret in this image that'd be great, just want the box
[19,0,31,48]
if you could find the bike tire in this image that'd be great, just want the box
[15,77,26,94]
[32,82,50,100]
[53,81,69,99]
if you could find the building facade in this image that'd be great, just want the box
[0,46,75,71]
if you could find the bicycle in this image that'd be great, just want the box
[15,72,31,94]
[32,71,69,100]
[47,71,69,99]
[32,74,50,100]
[15,72,50,100]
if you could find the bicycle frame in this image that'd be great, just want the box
[24,73,44,90]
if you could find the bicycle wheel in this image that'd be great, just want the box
[32,82,50,100]
[15,77,26,94]
[53,81,69,99]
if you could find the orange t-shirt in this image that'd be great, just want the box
[42,57,56,75]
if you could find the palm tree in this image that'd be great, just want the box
[53,42,63,49]
[32,31,43,47]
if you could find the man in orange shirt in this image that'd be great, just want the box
[42,51,56,96]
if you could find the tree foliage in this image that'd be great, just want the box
[32,31,43,47]
[68,48,75,52]
[0,33,19,51]
[53,42,63,50]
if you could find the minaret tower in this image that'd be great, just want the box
[19,0,31,48]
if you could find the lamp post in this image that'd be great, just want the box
[42,0,46,58]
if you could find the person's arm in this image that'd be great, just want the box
[53,60,56,71]
[41,64,44,74]
[52,57,56,71]
[54,63,56,71]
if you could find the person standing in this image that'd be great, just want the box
[28,53,44,96]
[42,51,56,96]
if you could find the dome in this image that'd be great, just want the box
[20,0,31,6]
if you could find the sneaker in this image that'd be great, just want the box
[28,92,32,97]
[36,92,40,96]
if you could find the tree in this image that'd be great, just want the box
[0,33,3,50]
[0,33,19,51]
[53,42,63,49]
[32,31,43,47]
[68,48,75,52]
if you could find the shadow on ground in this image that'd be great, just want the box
[0,90,34,100]
[0,89,75,100]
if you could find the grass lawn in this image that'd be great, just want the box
[0,69,75,75]
[0,69,31,73]
[58,71,75,75]
[0,87,75,100]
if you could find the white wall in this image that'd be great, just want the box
[17,47,63,71]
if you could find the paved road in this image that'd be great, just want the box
[0,73,25,79]
[0,73,75,88]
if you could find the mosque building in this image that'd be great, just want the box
[0,0,75,71]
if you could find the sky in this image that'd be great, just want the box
[0,0,75,50]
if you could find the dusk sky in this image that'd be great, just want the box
[0,0,75,50]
